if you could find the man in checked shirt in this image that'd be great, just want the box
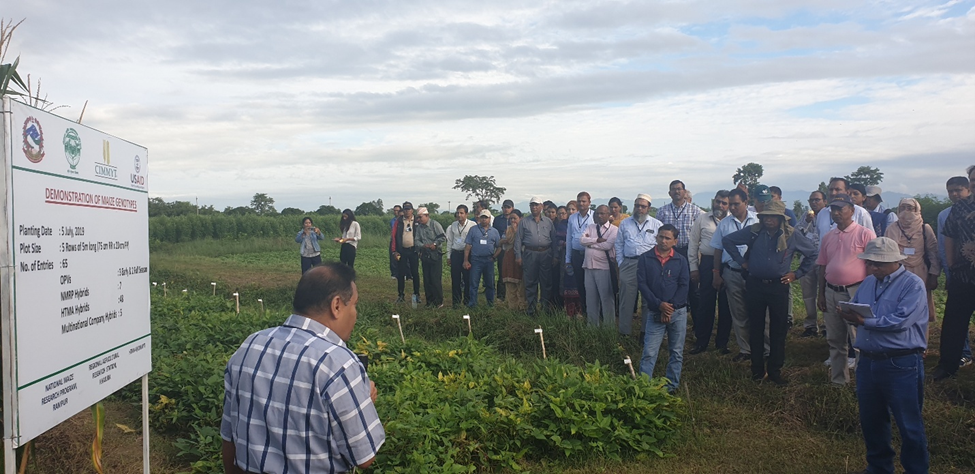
[222,263,384,473]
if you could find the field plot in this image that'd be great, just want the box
[15,236,975,473]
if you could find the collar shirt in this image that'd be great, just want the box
[816,222,876,286]
[638,249,689,310]
[514,215,557,260]
[341,221,362,249]
[579,222,619,270]
[850,266,928,353]
[221,314,385,474]
[797,215,820,247]
[492,213,508,235]
[446,219,476,251]
[656,201,704,248]
[415,219,446,250]
[942,195,975,285]
[816,205,874,249]
[465,225,501,258]
[710,211,758,268]
[565,211,595,261]
[615,215,662,266]
[687,213,722,272]
[722,225,818,280]
[938,207,950,275]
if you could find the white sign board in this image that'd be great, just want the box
[1,100,151,446]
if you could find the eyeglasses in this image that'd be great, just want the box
[633,203,649,209]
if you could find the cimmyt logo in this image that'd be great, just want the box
[63,128,82,171]
[22,117,45,163]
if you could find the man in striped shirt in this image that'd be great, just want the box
[222,263,384,473]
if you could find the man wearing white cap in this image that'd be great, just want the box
[863,185,897,237]
[838,237,928,474]
[464,210,501,307]
[514,196,558,316]
[415,207,446,308]
[615,193,662,336]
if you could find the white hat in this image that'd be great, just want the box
[636,193,652,204]
[529,196,543,204]
[865,185,883,201]
[417,207,430,215]
[858,237,906,263]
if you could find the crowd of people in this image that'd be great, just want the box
[273,170,975,473]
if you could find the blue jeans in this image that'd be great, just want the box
[468,256,495,307]
[640,307,687,391]
[856,353,928,474]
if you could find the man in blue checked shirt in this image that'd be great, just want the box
[839,237,929,474]
[222,263,384,474]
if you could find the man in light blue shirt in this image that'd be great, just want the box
[710,188,766,361]
[615,193,662,336]
[840,237,928,474]
[565,191,594,310]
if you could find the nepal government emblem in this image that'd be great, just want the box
[63,128,82,170]
[23,116,45,163]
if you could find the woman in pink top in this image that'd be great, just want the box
[885,198,940,322]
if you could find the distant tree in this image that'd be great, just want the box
[732,163,764,198]
[315,204,341,215]
[199,204,217,215]
[279,207,304,216]
[915,194,951,232]
[148,197,203,217]
[418,202,441,214]
[793,200,806,217]
[845,166,884,187]
[224,206,255,216]
[250,193,277,215]
[818,181,829,195]
[355,198,384,216]
[453,175,506,208]
[148,197,167,217]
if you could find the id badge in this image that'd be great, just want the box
[454,238,464,246]
[904,248,916,255]
[480,239,488,245]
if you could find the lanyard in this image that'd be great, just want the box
[577,213,591,230]
[673,203,687,223]
[635,217,651,233]
[874,271,905,305]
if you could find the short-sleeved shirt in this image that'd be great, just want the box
[466,225,501,258]
[221,314,385,474]
[816,222,876,286]
[942,195,975,285]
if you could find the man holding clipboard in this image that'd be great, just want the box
[838,237,928,474]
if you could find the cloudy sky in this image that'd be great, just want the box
[6,0,974,211]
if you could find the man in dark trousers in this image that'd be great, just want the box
[722,200,817,385]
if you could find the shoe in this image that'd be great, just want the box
[820,330,827,338]
[717,347,731,355]
[767,374,789,386]
[390,276,397,280]
[689,346,708,355]
[751,373,765,382]
[960,356,973,368]
[799,328,818,338]
[436,303,444,309]
[847,357,857,370]
[411,294,419,309]
[395,296,405,303]
[823,357,831,367]
[731,353,750,362]
[931,366,954,382]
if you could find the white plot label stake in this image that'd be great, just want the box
[211,282,216,295]
[463,314,472,335]
[392,314,405,343]
[535,327,547,359]
[162,282,167,297]
[233,292,240,314]
[257,298,264,315]
[623,357,637,379]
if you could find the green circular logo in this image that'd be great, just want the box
[63,128,82,169]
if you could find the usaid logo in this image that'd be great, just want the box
[130,154,145,187]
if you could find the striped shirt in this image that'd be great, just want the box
[656,201,704,249]
[221,314,385,474]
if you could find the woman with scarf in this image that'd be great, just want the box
[884,198,940,323]
[500,210,526,311]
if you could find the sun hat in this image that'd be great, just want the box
[757,200,787,217]
[478,210,492,218]
[857,237,907,262]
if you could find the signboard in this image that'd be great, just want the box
[1,99,151,446]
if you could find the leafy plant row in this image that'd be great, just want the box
[130,294,683,472]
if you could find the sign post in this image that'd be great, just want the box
[1,98,152,472]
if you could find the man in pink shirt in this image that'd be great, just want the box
[581,205,619,328]
[817,194,877,385]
